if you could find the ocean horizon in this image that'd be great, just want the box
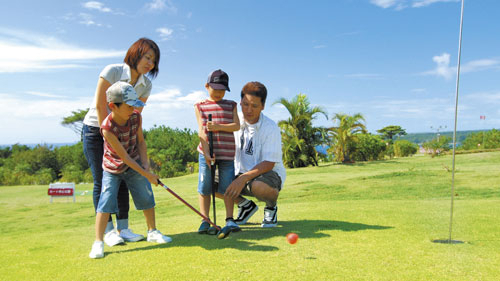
[0,142,79,149]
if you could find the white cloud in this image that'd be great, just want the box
[345,73,383,79]
[422,53,500,79]
[370,0,459,10]
[141,89,207,130]
[0,28,124,73]
[370,0,401,9]
[156,27,174,41]
[411,88,426,93]
[145,0,177,13]
[463,91,500,105]
[82,1,112,13]
[26,91,66,98]
[148,89,206,108]
[0,92,92,144]
[461,59,500,73]
[0,87,208,144]
[432,53,454,79]
[78,13,103,27]
[412,0,459,8]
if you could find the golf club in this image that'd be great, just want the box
[208,114,217,228]
[157,179,221,231]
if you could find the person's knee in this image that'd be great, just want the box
[251,181,279,201]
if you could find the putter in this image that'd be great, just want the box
[157,180,221,231]
[207,114,218,234]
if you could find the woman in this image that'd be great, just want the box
[82,38,160,246]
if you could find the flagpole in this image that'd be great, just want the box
[433,0,465,245]
[447,0,465,244]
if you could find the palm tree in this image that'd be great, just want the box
[279,123,306,167]
[329,113,367,163]
[274,93,328,168]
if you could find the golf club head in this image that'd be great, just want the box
[207,226,219,235]
[217,226,232,239]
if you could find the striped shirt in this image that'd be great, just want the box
[196,99,237,161]
[101,110,141,174]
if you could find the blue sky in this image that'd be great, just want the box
[0,0,499,145]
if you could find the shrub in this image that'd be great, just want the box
[350,134,386,161]
[394,140,418,157]
[422,136,451,157]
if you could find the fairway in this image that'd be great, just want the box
[1,152,500,280]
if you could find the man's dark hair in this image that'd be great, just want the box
[240,81,267,105]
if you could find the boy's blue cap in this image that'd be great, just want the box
[106,81,145,108]
[207,69,230,91]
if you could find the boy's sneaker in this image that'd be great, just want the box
[147,229,172,244]
[104,230,125,247]
[119,229,144,242]
[198,221,211,234]
[217,220,240,239]
[227,219,241,232]
[235,200,258,225]
[261,206,278,228]
[89,241,104,259]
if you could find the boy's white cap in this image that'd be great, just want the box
[106,81,145,107]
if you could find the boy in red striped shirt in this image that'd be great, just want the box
[194,69,240,235]
[89,82,171,259]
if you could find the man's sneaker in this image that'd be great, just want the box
[235,200,258,225]
[261,206,278,228]
[89,241,104,259]
[147,229,172,244]
[119,229,144,242]
[104,230,125,247]
[198,221,211,234]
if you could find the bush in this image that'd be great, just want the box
[350,134,386,161]
[460,129,500,150]
[35,168,56,185]
[394,140,418,157]
[144,125,199,178]
[60,164,85,183]
[422,136,451,157]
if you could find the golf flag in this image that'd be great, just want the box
[480,115,486,120]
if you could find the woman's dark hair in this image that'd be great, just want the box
[241,81,267,105]
[124,38,160,79]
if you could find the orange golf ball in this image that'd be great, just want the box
[286,232,298,244]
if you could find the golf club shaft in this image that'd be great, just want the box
[208,114,217,226]
[158,180,221,231]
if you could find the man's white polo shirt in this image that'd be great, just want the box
[234,112,286,189]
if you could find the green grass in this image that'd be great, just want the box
[1,152,500,280]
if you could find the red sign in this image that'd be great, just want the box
[48,188,74,196]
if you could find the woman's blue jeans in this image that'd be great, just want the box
[82,124,129,229]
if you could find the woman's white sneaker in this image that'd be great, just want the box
[119,229,145,242]
[147,229,172,244]
[104,230,125,246]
